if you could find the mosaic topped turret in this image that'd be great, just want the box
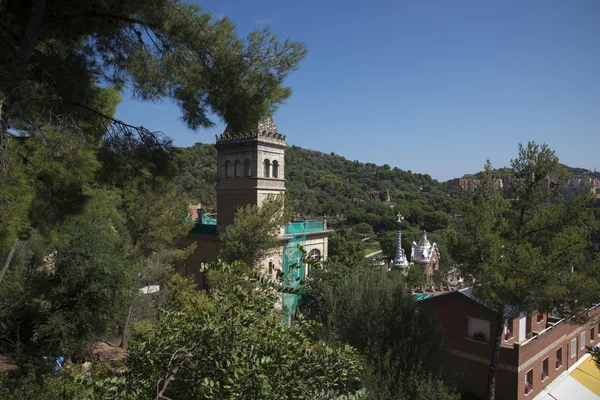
[216,117,287,144]
[411,231,439,263]
[390,214,409,270]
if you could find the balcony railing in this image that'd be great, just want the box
[284,221,325,235]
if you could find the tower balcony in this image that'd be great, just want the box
[283,220,326,235]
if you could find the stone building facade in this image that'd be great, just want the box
[179,119,330,310]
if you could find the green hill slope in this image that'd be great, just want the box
[172,142,473,269]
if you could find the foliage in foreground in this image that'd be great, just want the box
[219,195,292,268]
[307,266,459,400]
[457,142,600,399]
[131,265,367,399]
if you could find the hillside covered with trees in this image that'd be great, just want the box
[1,1,599,399]
[0,1,462,398]
[172,142,473,272]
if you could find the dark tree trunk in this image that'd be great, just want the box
[487,306,505,400]
[119,303,134,348]
[0,240,18,283]
[12,0,47,79]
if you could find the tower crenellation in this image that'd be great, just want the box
[215,118,287,234]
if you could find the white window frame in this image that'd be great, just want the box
[525,369,534,395]
[580,331,586,350]
[571,338,577,358]
[556,347,563,369]
[541,357,549,381]
[467,317,491,343]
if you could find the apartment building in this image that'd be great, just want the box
[419,288,600,400]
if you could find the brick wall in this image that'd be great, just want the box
[420,292,519,399]
[515,309,600,400]
[420,292,600,400]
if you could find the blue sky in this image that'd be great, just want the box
[114,0,599,181]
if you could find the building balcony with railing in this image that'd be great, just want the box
[283,220,328,236]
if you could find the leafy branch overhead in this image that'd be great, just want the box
[0,0,307,153]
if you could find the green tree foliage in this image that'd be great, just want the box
[116,265,364,399]
[220,195,292,268]
[170,143,218,208]
[0,144,33,255]
[328,229,365,267]
[405,264,426,287]
[0,211,132,358]
[320,269,459,400]
[354,222,374,236]
[168,142,468,272]
[378,231,397,260]
[457,142,600,400]
[0,0,307,144]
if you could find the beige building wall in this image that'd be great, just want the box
[176,236,221,288]
[216,137,286,234]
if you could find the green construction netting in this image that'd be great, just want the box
[282,224,307,323]
[201,214,217,225]
[185,213,216,225]
[186,213,218,236]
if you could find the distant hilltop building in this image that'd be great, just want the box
[448,177,503,193]
[179,118,331,317]
[561,174,600,203]
[448,177,480,192]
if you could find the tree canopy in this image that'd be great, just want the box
[457,142,600,400]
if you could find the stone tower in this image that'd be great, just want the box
[215,118,287,234]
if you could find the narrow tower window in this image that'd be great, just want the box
[234,160,242,177]
[272,160,279,178]
[263,159,270,177]
[244,159,251,177]
[225,161,232,178]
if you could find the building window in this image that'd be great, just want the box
[225,161,233,178]
[467,317,490,343]
[308,249,321,261]
[537,313,544,324]
[263,159,270,177]
[244,159,251,177]
[571,338,577,358]
[556,347,563,369]
[272,160,279,178]
[505,318,514,341]
[581,331,586,350]
[592,327,596,343]
[541,357,549,381]
[234,160,242,177]
[525,369,533,395]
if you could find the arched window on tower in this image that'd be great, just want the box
[263,159,270,177]
[244,159,251,177]
[225,161,232,178]
[309,248,321,261]
[272,160,279,178]
[234,160,242,177]
[307,249,322,277]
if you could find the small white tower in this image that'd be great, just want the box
[390,213,409,270]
